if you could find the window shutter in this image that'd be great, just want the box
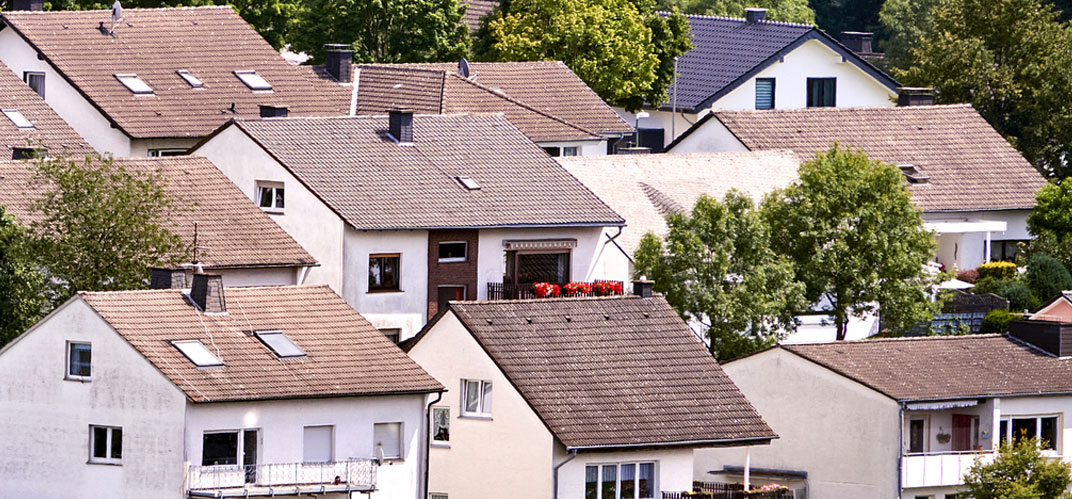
[755,79,774,109]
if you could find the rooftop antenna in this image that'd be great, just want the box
[109,1,124,36]
[458,57,470,78]
[190,222,209,265]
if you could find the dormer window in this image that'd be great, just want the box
[176,69,203,88]
[172,340,223,367]
[253,330,306,358]
[456,176,480,190]
[898,164,931,183]
[115,74,153,95]
[234,70,272,91]
[3,109,33,129]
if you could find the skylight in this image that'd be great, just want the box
[172,340,224,367]
[115,74,153,94]
[456,176,481,190]
[254,330,306,358]
[176,69,203,88]
[2,109,33,129]
[234,70,272,91]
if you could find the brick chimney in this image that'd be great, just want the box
[190,274,226,314]
[745,8,767,23]
[389,109,414,144]
[897,87,936,107]
[150,268,187,290]
[8,0,44,11]
[259,105,289,118]
[323,44,353,83]
[841,32,874,54]
[633,280,655,298]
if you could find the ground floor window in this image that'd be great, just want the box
[89,425,122,464]
[999,415,1059,451]
[585,462,655,499]
[990,240,1029,262]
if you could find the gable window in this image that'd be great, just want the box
[586,462,655,499]
[378,327,401,344]
[3,109,33,129]
[176,69,204,88]
[562,146,579,156]
[115,74,154,95]
[234,70,272,91]
[432,407,450,445]
[1000,415,1060,451]
[461,379,492,417]
[89,425,122,464]
[806,77,836,107]
[148,149,187,157]
[755,78,775,109]
[256,181,284,213]
[24,72,45,98]
[373,422,403,460]
[202,429,258,474]
[67,341,91,381]
[173,340,224,367]
[253,330,305,358]
[303,425,334,463]
[438,241,467,263]
[368,254,401,292]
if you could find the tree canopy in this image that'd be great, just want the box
[963,437,1072,499]
[654,0,814,23]
[0,206,46,347]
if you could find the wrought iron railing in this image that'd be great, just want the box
[486,280,625,300]
[186,459,376,495]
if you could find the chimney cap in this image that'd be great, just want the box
[323,43,352,51]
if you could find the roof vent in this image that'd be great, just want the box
[456,176,480,190]
[898,164,930,183]
[259,105,289,118]
[897,87,935,107]
[841,32,874,54]
[8,0,44,11]
[388,109,413,144]
[190,273,226,314]
[150,267,187,289]
[745,8,767,23]
[633,280,654,298]
[323,44,353,83]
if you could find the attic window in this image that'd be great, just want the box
[234,70,272,91]
[898,164,931,183]
[172,340,223,367]
[456,176,480,190]
[253,330,306,358]
[176,69,203,88]
[2,109,33,129]
[115,74,153,94]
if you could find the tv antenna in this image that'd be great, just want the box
[109,1,124,36]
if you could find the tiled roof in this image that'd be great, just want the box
[0,156,315,269]
[441,295,776,449]
[220,114,624,230]
[705,105,1047,212]
[782,335,1072,402]
[0,7,350,139]
[558,151,800,257]
[80,285,443,402]
[0,62,92,156]
[461,0,498,32]
[354,65,601,142]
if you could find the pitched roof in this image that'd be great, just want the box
[0,62,92,156]
[79,285,443,402]
[689,104,1047,212]
[214,114,624,230]
[666,14,898,113]
[428,295,776,449]
[461,0,498,32]
[0,6,350,140]
[558,151,799,257]
[0,156,315,269]
[781,335,1072,401]
[354,65,602,142]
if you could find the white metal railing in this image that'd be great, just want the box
[901,451,993,488]
[186,459,376,495]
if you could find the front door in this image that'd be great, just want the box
[952,414,974,451]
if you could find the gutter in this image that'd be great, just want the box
[566,435,776,451]
[422,391,444,499]
[552,449,578,499]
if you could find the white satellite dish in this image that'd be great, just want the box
[109,1,124,35]
[458,58,470,78]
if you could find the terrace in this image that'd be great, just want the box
[185,459,377,497]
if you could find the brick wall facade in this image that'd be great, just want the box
[427,229,480,317]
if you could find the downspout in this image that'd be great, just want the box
[898,402,905,499]
[422,391,443,499]
[552,449,578,499]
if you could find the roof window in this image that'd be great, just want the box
[456,176,480,190]
[254,330,306,358]
[176,69,203,88]
[172,340,224,367]
[115,74,153,95]
[2,109,33,129]
[234,70,272,91]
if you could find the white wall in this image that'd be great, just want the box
[215,266,303,287]
[664,114,749,154]
[926,210,1032,271]
[130,138,200,157]
[345,228,429,339]
[557,446,696,498]
[0,298,189,498]
[537,139,608,156]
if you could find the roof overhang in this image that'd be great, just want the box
[905,399,980,411]
[565,435,776,452]
[924,219,1007,234]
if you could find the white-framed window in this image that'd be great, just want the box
[373,422,403,460]
[89,425,122,464]
[202,429,259,468]
[176,69,204,88]
[148,149,187,157]
[234,70,272,91]
[256,181,284,213]
[432,407,450,445]
[586,462,656,499]
[3,109,33,129]
[115,74,154,95]
[461,379,492,418]
[562,146,579,156]
[303,425,334,463]
[253,330,306,358]
[378,327,401,344]
[999,415,1061,452]
[438,241,467,263]
[66,341,92,381]
[172,340,224,367]
[24,71,45,98]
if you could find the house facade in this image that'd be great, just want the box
[0,59,93,158]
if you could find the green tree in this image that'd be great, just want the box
[289,0,470,64]
[654,0,814,23]
[634,192,807,360]
[895,0,1072,179]
[963,437,1072,499]
[980,308,1014,334]
[1025,181,1072,269]
[877,0,938,70]
[762,145,937,340]
[1026,253,1072,303]
[0,206,47,347]
[29,154,187,305]
[807,0,884,41]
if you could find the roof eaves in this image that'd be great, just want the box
[565,435,777,451]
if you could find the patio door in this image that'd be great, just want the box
[243,429,258,483]
[952,414,976,451]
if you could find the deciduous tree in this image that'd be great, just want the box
[963,438,1072,499]
[0,206,46,347]
[654,0,814,23]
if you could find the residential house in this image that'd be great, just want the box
[0,156,317,286]
[0,5,349,157]
[0,279,443,499]
[615,8,900,150]
[0,60,92,158]
[190,112,626,340]
[666,104,1048,271]
[700,333,1072,498]
[403,288,776,499]
[1032,292,1072,321]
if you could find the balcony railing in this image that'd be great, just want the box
[487,280,625,300]
[901,451,993,489]
[186,459,376,497]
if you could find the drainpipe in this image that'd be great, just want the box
[898,402,905,498]
[552,449,578,499]
[743,447,751,490]
[671,56,678,140]
[422,391,443,499]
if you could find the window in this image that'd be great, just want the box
[202,429,258,470]
[24,72,45,98]
[368,254,401,291]
[176,69,204,88]
[3,109,33,129]
[256,181,284,213]
[67,341,91,380]
[303,425,334,463]
[562,146,579,156]
[1000,415,1060,451]
[806,78,836,107]
[507,251,570,284]
[456,176,480,190]
[12,147,43,160]
[586,462,655,499]
[373,422,403,460]
[432,407,450,445]
[438,286,465,313]
[991,240,1028,262]
[115,74,154,94]
[755,78,775,109]
[438,242,467,263]
[431,494,449,499]
[253,330,305,358]
[461,379,492,417]
[173,340,224,367]
[909,418,926,453]
[148,149,187,157]
[543,146,562,157]
[379,327,401,344]
[234,70,272,91]
[89,425,122,464]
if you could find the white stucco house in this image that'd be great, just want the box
[403,285,776,499]
[614,8,900,150]
[190,112,627,341]
[666,104,1048,271]
[0,276,444,499]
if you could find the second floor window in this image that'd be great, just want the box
[67,341,91,380]
[1000,415,1059,451]
[438,241,467,263]
[462,379,492,417]
[24,72,45,98]
[373,422,403,460]
[303,425,334,463]
[89,425,122,465]
[755,78,775,109]
[432,407,450,444]
[806,77,836,107]
[369,254,401,291]
[257,181,284,213]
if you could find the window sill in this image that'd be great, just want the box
[87,459,122,466]
[260,208,284,215]
[65,375,91,383]
[459,414,493,421]
[437,258,467,264]
[431,442,450,449]
[367,289,403,294]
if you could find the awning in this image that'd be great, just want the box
[924,219,1007,234]
[905,400,979,411]
[503,239,578,250]
[938,278,975,290]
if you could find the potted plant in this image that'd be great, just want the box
[563,281,592,296]
[533,282,560,298]
[936,428,952,444]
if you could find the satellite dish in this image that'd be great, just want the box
[458,58,470,78]
[112,1,123,22]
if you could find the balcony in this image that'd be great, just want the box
[487,280,625,300]
[186,459,376,497]
[901,451,993,488]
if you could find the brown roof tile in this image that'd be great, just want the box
[460,0,498,32]
[437,295,776,449]
[0,62,92,156]
[80,285,443,402]
[1,7,351,139]
[0,156,315,269]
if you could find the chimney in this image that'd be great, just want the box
[190,274,226,314]
[841,32,873,54]
[259,105,289,118]
[1009,319,1072,357]
[745,8,767,23]
[150,268,187,290]
[323,44,353,83]
[633,280,655,298]
[897,87,936,107]
[389,109,413,144]
[8,0,44,11]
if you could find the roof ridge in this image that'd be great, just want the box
[787,333,1005,347]
[454,295,647,306]
[716,103,972,116]
[657,10,814,28]
[445,72,601,139]
[78,284,330,297]
[2,5,233,14]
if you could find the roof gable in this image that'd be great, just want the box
[0,62,92,156]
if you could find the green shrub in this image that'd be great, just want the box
[980,309,1014,334]
[978,261,1019,280]
[1026,254,1072,303]
[972,276,1005,295]
[999,281,1038,312]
